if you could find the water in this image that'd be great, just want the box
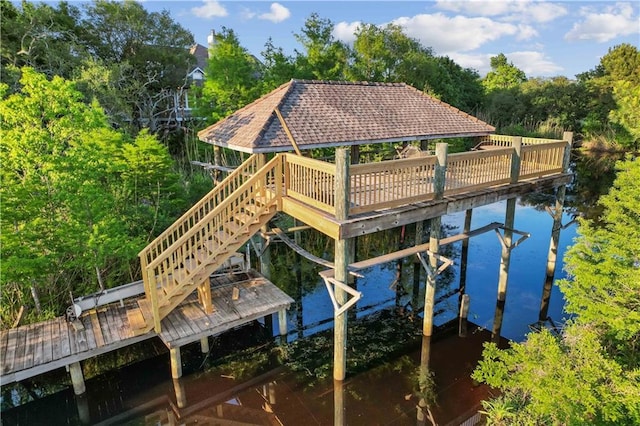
[1,152,620,425]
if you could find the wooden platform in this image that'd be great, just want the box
[0,270,293,385]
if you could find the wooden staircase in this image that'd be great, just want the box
[130,155,283,335]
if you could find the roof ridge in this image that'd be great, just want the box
[291,79,404,87]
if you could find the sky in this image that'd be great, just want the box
[143,1,639,79]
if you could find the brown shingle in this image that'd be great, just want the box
[197,80,495,153]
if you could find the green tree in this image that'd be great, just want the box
[200,27,262,123]
[0,68,184,326]
[294,13,348,80]
[473,157,640,424]
[482,53,527,92]
[0,0,88,82]
[261,37,296,93]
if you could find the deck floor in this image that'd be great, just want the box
[0,270,293,385]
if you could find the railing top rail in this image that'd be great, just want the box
[283,153,336,174]
[351,155,437,174]
[139,154,258,257]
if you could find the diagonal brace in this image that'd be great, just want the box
[494,227,530,251]
[544,206,577,230]
[321,276,362,317]
[415,251,454,279]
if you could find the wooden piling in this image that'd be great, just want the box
[278,309,288,339]
[172,378,187,408]
[423,143,447,339]
[459,294,470,337]
[334,379,345,426]
[459,209,473,310]
[68,361,86,396]
[200,336,210,353]
[170,347,182,379]
[334,148,351,381]
[491,137,521,343]
[539,132,573,321]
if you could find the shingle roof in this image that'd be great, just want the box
[189,44,208,72]
[197,80,495,153]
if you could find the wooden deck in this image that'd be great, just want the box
[0,270,293,385]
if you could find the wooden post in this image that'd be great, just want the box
[278,309,287,341]
[412,220,424,310]
[334,148,351,381]
[334,379,345,426]
[491,137,521,343]
[213,145,222,184]
[422,143,447,366]
[459,209,473,312]
[69,361,86,396]
[75,394,91,425]
[459,294,470,337]
[200,336,210,353]
[173,378,187,409]
[198,280,213,314]
[170,347,182,379]
[539,132,573,321]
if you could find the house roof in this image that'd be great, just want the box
[189,43,209,73]
[197,80,495,154]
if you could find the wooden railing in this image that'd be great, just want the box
[278,136,569,217]
[476,134,563,149]
[444,148,512,195]
[520,141,565,179]
[284,155,336,213]
[142,155,280,332]
[139,155,260,294]
[349,156,437,214]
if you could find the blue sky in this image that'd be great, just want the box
[145,1,639,78]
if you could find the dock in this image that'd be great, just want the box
[0,270,294,389]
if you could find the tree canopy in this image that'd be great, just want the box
[0,68,188,325]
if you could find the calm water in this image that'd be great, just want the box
[2,152,620,425]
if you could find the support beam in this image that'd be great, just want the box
[491,137,521,343]
[170,347,182,379]
[539,132,573,321]
[68,362,86,396]
[197,280,213,314]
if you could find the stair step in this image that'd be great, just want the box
[234,212,257,226]
[225,221,247,235]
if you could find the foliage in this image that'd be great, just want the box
[200,27,262,123]
[482,54,527,92]
[293,13,349,81]
[0,68,185,326]
[474,157,640,424]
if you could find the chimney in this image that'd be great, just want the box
[207,29,216,48]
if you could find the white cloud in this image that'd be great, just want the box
[565,2,639,42]
[392,13,520,54]
[435,0,568,23]
[516,24,539,41]
[333,21,362,45]
[449,50,562,77]
[240,7,257,20]
[259,3,291,23]
[508,51,563,76]
[191,0,227,19]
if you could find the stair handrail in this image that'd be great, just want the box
[145,154,283,273]
[139,155,260,264]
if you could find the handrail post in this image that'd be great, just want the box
[149,274,161,332]
[275,155,284,208]
[561,131,573,172]
[335,148,350,220]
[511,136,522,183]
[434,143,447,198]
